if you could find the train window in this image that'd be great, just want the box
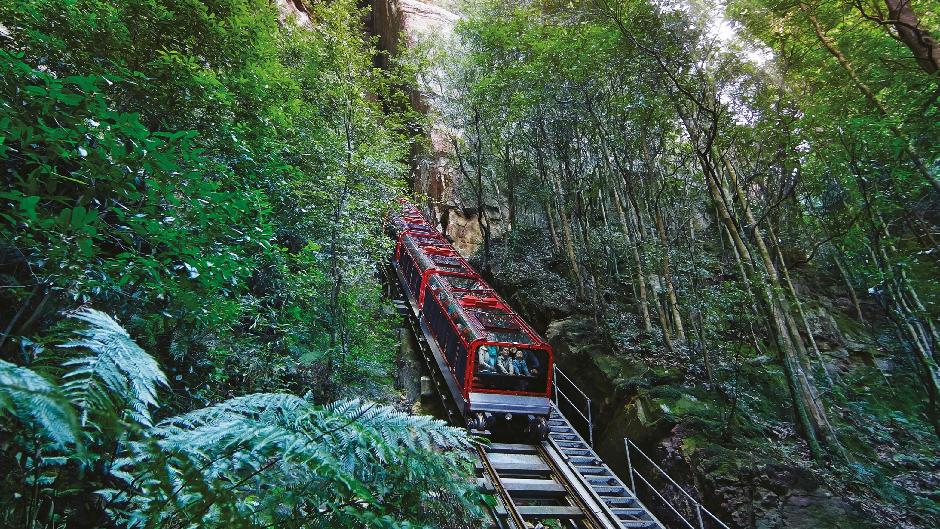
[472,346,549,394]
[485,331,533,345]
[470,308,520,332]
[430,256,464,270]
[447,276,488,291]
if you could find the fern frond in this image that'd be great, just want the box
[59,308,167,426]
[0,359,78,447]
[109,393,481,528]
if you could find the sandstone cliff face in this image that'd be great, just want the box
[274,0,311,27]
[275,0,497,257]
[370,0,503,257]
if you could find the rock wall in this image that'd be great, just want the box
[274,0,312,27]
[542,304,926,529]
[369,0,502,257]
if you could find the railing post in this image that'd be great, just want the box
[624,438,636,493]
[696,503,705,529]
[552,364,558,405]
[587,397,593,447]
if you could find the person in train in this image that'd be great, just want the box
[512,348,531,376]
[477,344,498,372]
[523,348,540,377]
[496,348,515,375]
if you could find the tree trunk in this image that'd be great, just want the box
[613,184,653,333]
[831,245,866,324]
[723,157,838,453]
[655,208,687,341]
[882,0,940,75]
[703,154,827,458]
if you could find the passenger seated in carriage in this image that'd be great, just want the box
[496,348,515,375]
[478,345,539,381]
[477,345,498,372]
[523,348,540,377]
[513,349,531,376]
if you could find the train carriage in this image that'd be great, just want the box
[389,202,553,438]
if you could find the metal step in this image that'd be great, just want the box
[601,496,637,506]
[586,475,619,486]
[569,456,601,465]
[619,522,659,528]
[592,485,630,495]
[612,507,648,518]
[561,448,593,457]
[574,465,610,475]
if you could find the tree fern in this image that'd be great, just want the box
[59,308,168,427]
[0,309,481,528]
[109,394,482,529]
[0,359,78,447]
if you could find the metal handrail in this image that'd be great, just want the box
[624,438,731,529]
[552,365,593,446]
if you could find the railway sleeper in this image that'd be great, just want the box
[485,443,539,455]
[475,477,568,498]
[474,461,552,478]
[493,505,585,521]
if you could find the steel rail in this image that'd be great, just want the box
[537,441,610,529]
[477,445,527,529]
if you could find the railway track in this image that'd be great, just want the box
[475,408,662,529]
[388,274,663,529]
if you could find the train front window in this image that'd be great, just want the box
[472,345,549,394]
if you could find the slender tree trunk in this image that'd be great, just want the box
[655,208,686,341]
[504,139,516,230]
[703,153,827,457]
[768,223,833,386]
[552,163,585,299]
[614,184,653,333]
[831,245,866,325]
[723,157,839,453]
[545,200,561,250]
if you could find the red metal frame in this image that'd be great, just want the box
[389,201,554,401]
[421,262,554,400]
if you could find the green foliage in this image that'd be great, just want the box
[0,309,482,528]
[0,0,415,404]
[438,0,940,525]
[61,309,168,427]
[0,1,471,526]
[0,358,77,447]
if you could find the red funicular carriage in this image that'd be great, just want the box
[389,202,553,438]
